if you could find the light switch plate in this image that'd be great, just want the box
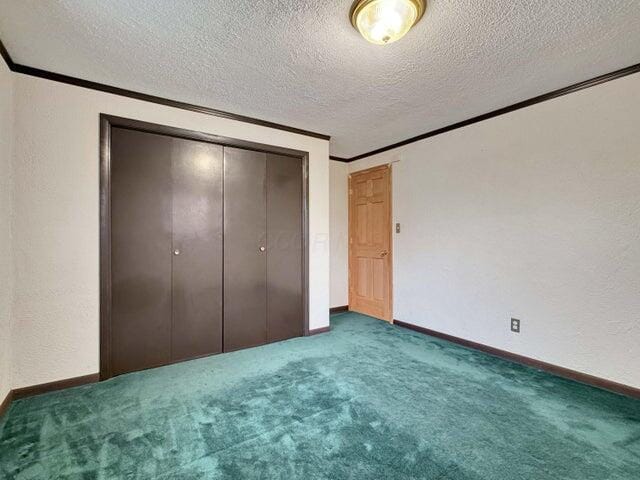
[396,223,401,233]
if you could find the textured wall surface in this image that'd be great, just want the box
[0,59,14,402]
[11,73,330,389]
[329,161,348,308]
[343,72,640,388]
[2,1,640,157]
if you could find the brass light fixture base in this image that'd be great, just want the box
[349,0,427,30]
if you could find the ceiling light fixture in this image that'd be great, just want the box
[350,0,426,45]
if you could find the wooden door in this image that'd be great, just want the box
[349,165,392,321]
[223,147,268,351]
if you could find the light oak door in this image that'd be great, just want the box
[349,164,392,322]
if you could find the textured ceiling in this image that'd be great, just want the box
[1,0,640,158]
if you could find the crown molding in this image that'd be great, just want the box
[0,37,15,70]
[2,36,639,161]
[343,61,640,162]
[0,37,330,141]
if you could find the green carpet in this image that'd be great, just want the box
[1,313,639,479]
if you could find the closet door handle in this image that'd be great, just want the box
[259,246,266,252]
[173,249,181,256]
[380,250,388,257]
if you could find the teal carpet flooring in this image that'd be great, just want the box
[1,312,639,479]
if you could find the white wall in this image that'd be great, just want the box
[0,60,14,401]
[11,73,330,389]
[344,72,640,388]
[329,160,349,308]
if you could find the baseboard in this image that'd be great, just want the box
[11,373,100,401]
[309,326,331,335]
[393,320,640,400]
[0,373,100,420]
[329,305,349,314]
[0,389,13,419]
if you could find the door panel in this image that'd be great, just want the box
[349,165,392,321]
[356,204,367,243]
[266,154,303,342]
[356,258,369,297]
[372,203,385,244]
[171,139,224,361]
[373,259,385,300]
[111,128,173,375]
[224,147,267,351]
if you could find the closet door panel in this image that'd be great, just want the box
[171,139,224,361]
[110,128,173,375]
[223,147,267,351]
[266,154,303,342]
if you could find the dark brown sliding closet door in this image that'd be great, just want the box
[110,128,223,375]
[111,128,173,375]
[266,154,303,342]
[107,122,304,377]
[171,139,223,361]
[223,147,268,351]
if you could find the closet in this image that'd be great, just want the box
[106,123,304,377]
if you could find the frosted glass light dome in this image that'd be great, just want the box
[350,0,426,45]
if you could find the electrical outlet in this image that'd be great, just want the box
[510,318,521,333]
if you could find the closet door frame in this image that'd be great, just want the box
[99,114,310,381]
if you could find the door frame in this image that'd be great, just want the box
[348,163,393,321]
[99,114,310,380]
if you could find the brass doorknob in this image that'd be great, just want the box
[380,250,388,257]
